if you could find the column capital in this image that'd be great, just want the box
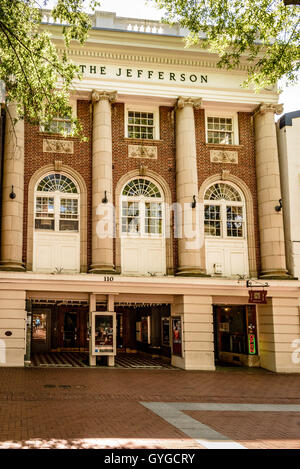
[91,90,117,104]
[176,96,202,111]
[254,102,283,117]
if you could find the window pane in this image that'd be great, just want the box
[204,205,221,236]
[145,202,162,234]
[127,110,155,139]
[60,199,78,219]
[122,201,140,234]
[35,219,55,230]
[35,197,54,220]
[59,220,79,231]
[226,206,243,237]
[207,117,233,144]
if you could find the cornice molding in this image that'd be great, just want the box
[58,47,249,72]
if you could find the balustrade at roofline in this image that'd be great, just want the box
[41,9,192,37]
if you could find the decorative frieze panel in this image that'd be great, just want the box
[128,145,157,159]
[210,150,238,164]
[43,139,74,154]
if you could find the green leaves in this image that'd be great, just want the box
[151,0,300,90]
[0,0,98,139]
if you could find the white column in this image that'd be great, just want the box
[0,104,25,271]
[90,90,117,274]
[175,97,205,276]
[254,103,290,278]
[171,295,215,370]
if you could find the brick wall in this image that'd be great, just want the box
[112,103,178,272]
[23,101,260,274]
[23,100,92,266]
[195,109,260,273]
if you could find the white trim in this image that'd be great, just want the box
[124,104,160,140]
[205,110,239,145]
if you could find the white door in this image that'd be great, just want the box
[33,173,80,273]
[204,182,249,277]
[120,178,166,275]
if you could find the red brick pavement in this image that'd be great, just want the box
[0,367,300,449]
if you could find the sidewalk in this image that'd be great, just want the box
[0,367,300,449]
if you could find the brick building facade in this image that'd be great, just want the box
[0,11,299,372]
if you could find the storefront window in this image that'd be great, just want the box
[214,305,257,356]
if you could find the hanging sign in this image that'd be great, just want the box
[248,290,267,304]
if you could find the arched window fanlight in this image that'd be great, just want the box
[37,174,78,194]
[204,183,241,202]
[122,178,161,198]
[35,173,79,232]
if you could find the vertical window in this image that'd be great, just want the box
[204,183,245,239]
[145,202,162,234]
[35,197,55,230]
[122,201,140,234]
[35,174,79,232]
[206,114,238,145]
[204,205,221,237]
[126,107,159,140]
[121,178,163,237]
[128,111,154,139]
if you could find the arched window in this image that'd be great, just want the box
[121,178,163,236]
[204,182,245,238]
[35,173,79,232]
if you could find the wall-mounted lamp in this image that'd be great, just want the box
[102,191,108,204]
[191,195,197,208]
[9,186,16,199]
[275,199,282,212]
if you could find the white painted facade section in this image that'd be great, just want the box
[277,112,300,279]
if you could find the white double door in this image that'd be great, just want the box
[33,231,80,273]
[205,238,249,277]
[121,237,166,275]
[121,196,166,276]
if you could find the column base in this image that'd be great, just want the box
[176,267,210,277]
[259,270,294,280]
[89,264,116,274]
[0,261,25,272]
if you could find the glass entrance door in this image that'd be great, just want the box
[55,306,89,351]
[62,312,79,349]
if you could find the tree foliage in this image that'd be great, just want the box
[150,0,300,90]
[0,0,99,137]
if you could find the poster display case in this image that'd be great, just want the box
[91,312,116,356]
[172,316,183,357]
